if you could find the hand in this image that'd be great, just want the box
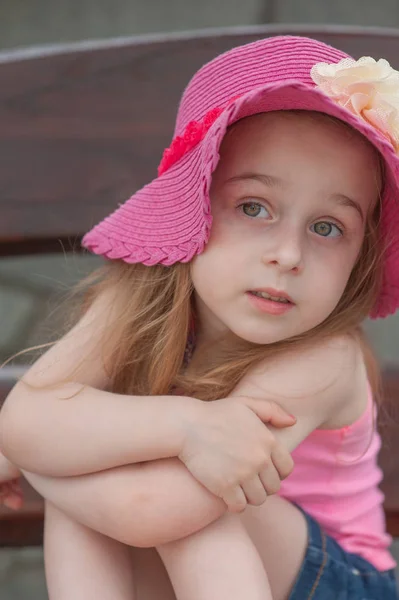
[0,451,23,510]
[179,396,295,512]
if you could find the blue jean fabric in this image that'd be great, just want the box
[289,507,398,599]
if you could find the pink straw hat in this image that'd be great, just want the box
[82,35,399,319]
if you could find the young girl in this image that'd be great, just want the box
[1,35,399,599]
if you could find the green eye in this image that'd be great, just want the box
[241,202,270,218]
[311,221,342,238]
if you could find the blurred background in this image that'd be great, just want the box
[0,0,398,371]
[1,0,399,49]
[0,1,398,599]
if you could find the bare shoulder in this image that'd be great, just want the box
[21,287,118,391]
[248,334,362,396]
[234,334,367,429]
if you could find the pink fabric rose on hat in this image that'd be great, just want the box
[311,57,399,152]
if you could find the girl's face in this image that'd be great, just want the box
[190,111,380,345]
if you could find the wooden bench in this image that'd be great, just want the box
[0,24,398,546]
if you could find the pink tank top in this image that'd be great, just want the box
[278,387,395,571]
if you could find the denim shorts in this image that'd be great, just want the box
[289,507,398,599]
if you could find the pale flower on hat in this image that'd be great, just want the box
[311,56,399,152]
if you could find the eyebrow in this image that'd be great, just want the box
[331,195,365,223]
[225,172,365,223]
[225,172,285,189]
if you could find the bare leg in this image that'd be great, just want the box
[29,466,309,600]
[158,512,272,600]
[44,501,136,600]
[45,501,271,600]
[240,495,308,600]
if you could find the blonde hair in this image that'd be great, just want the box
[6,111,386,403]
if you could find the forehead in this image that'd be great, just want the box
[213,111,381,194]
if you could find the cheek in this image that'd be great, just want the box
[338,239,365,284]
[194,221,244,275]
[190,252,222,302]
[190,240,242,301]
[314,234,363,278]
[306,250,355,304]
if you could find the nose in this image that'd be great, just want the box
[261,228,304,274]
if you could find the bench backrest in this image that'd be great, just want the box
[2,25,399,256]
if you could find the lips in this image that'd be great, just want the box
[246,290,294,316]
[249,288,294,304]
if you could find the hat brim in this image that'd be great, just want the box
[82,81,399,318]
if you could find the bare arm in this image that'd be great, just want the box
[0,289,200,476]
[1,381,199,477]
[0,288,295,483]
[231,334,366,451]
[24,459,226,547]
[21,336,363,548]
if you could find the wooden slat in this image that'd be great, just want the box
[2,26,399,254]
[378,369,399,536]
[0,481,43,547]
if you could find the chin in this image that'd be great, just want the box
[231,326,289,346]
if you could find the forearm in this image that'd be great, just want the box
[23,458,226,547]
[0,382,197,476]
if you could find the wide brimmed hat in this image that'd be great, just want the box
[82,36,399,319]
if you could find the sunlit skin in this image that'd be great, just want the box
[191,111,380,346]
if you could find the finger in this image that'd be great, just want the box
[9,480,22,494]
[223,486,247,513]
[0,485,9,499]
[271,442,295,480]
[259,463,281,496]
[0,481,21,496]
[239,397,296,428]
[3,494,23,511]
[241,475,267,506]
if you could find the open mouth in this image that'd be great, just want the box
[250,290,292,304]
[249,288,294,304]
[246,289,294,315]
